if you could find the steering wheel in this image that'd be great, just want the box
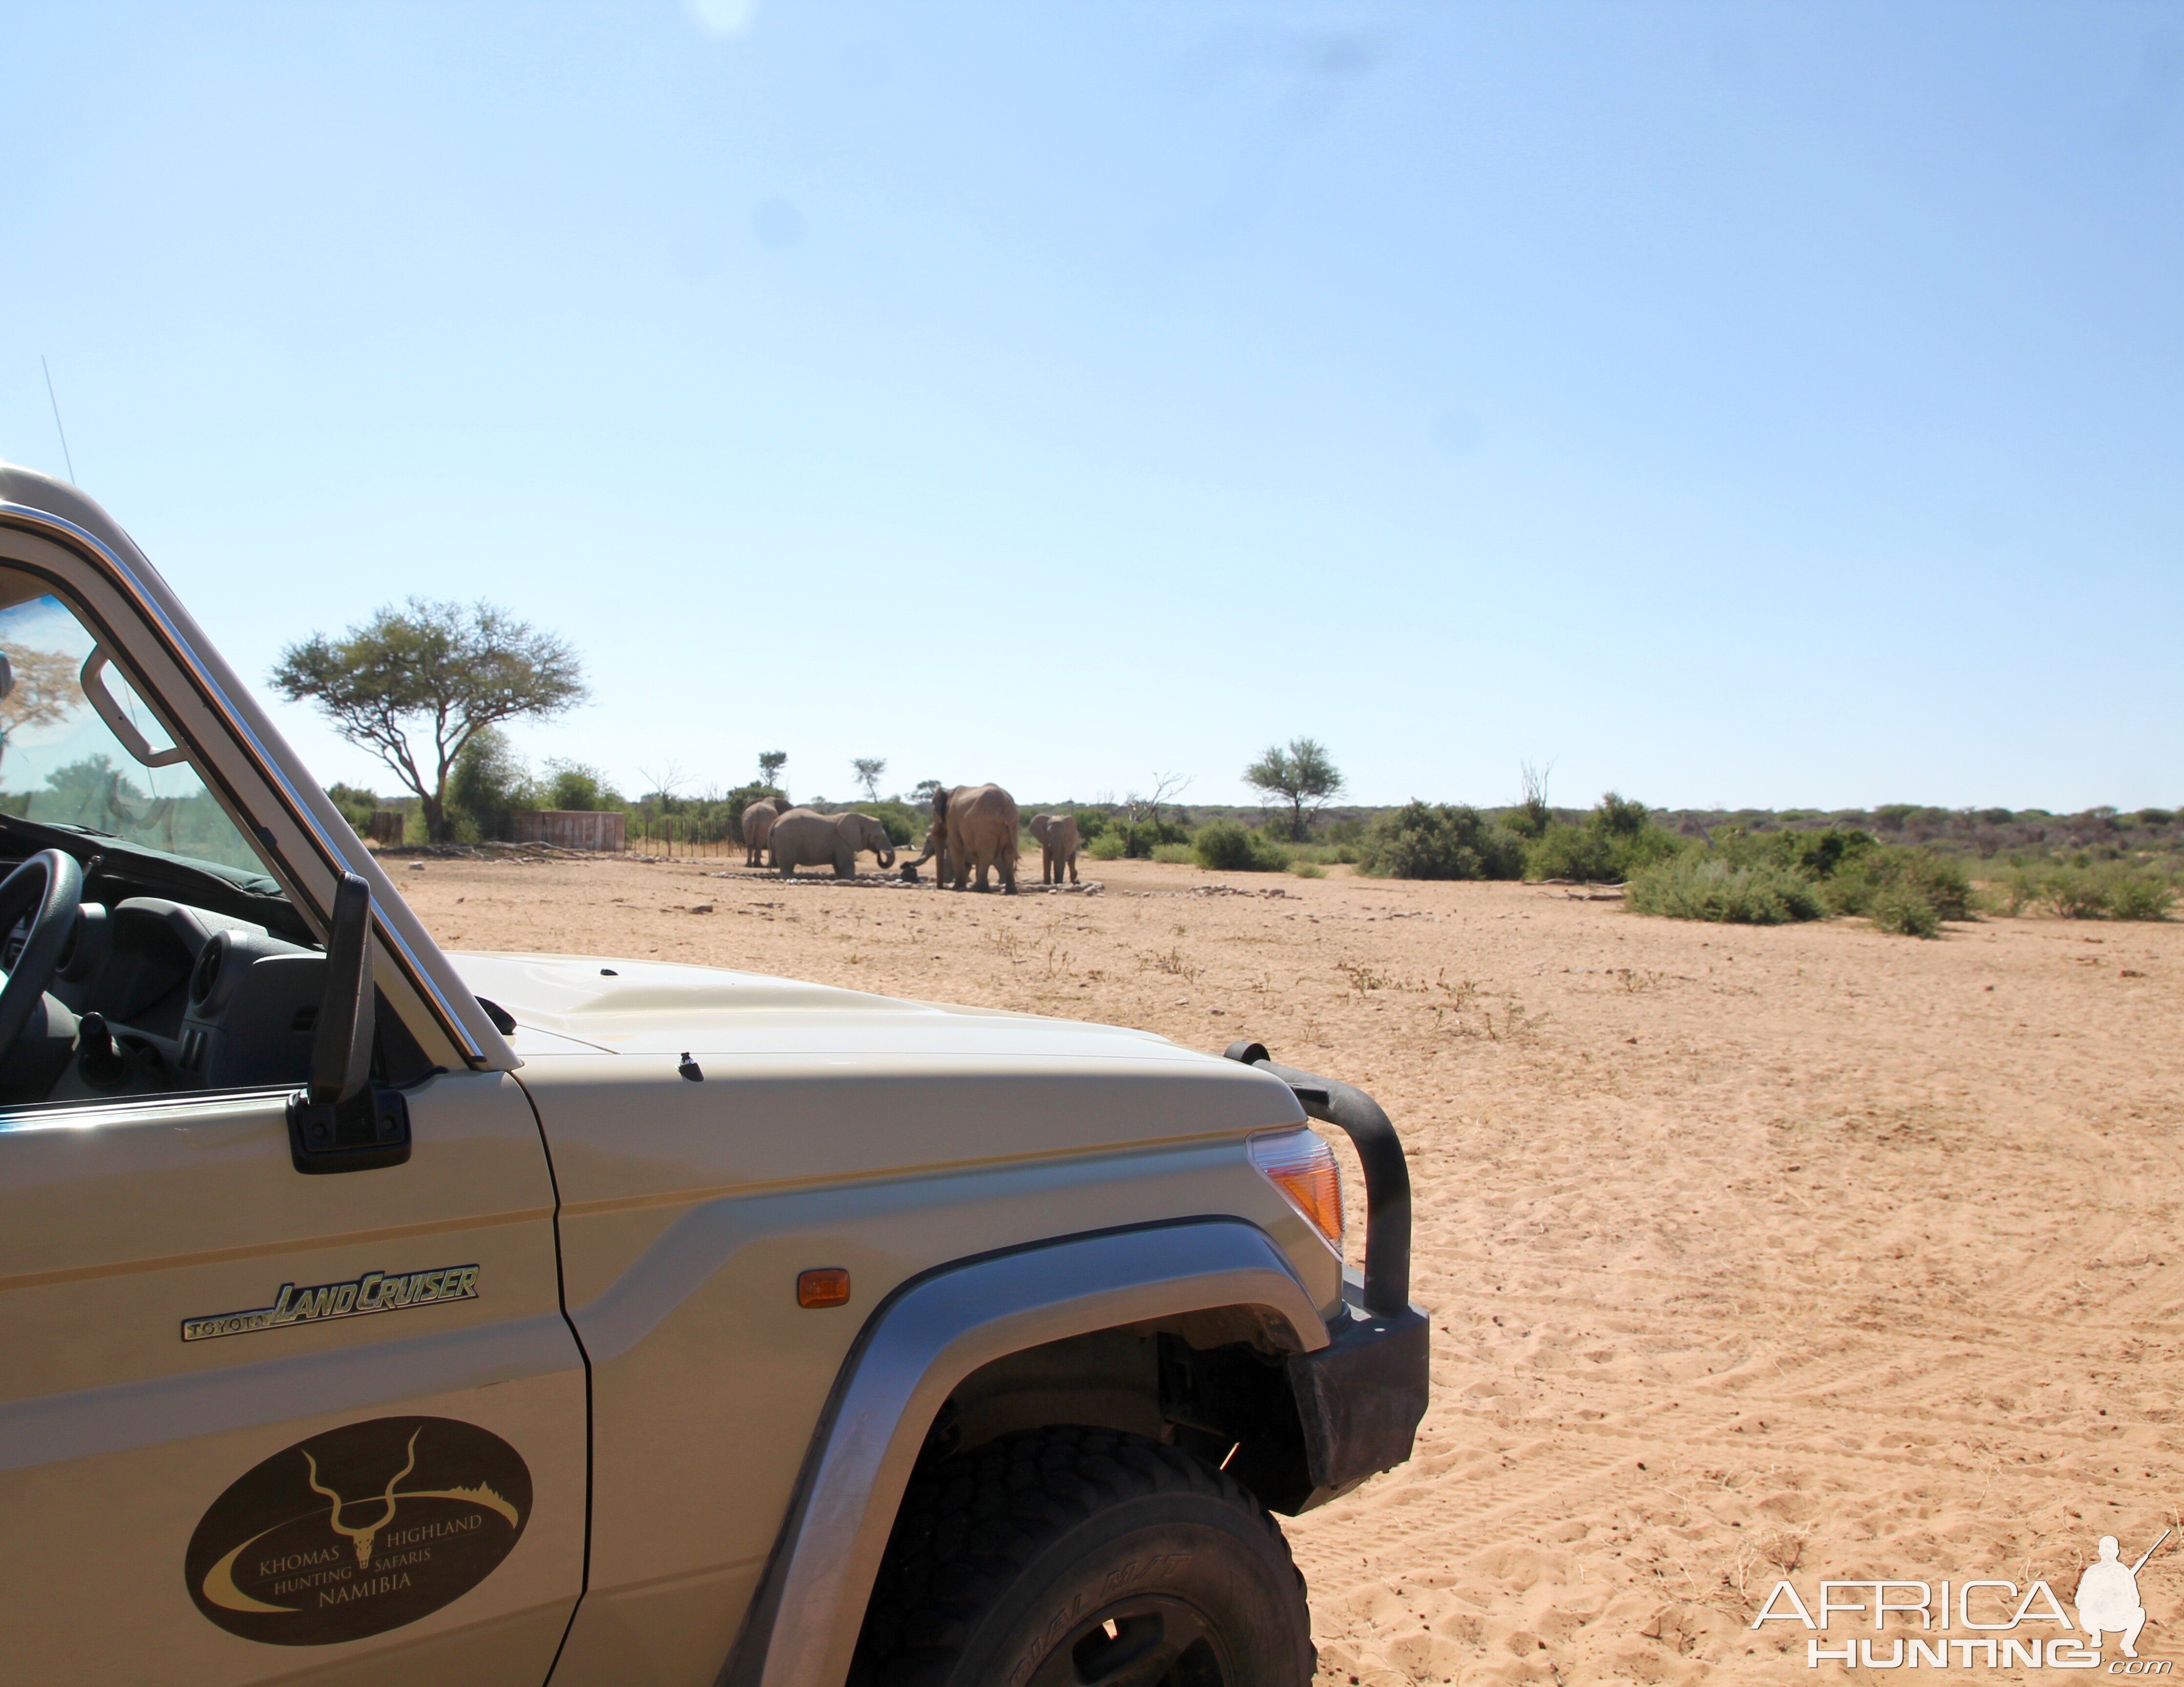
[0,850,85,1063]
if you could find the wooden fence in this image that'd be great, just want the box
[514,810,628,851]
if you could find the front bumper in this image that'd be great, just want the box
[1287,1281,1431,1508]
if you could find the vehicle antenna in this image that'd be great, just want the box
[40,356,77,484]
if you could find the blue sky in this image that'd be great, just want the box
[3,3,2177,813]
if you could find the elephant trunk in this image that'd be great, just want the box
[877,846,896,867]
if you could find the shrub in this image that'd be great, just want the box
[1869,885,1942,938]
[1111,817,1191,859]
[1073,809,1110,841]
[1192,820,1290,872]
[450,727,531,841]
[1151,842,1196,864]
[1717,824,1877,881]
[2008,860,2176,921]
[1525,792,1680,883]
[326,782,378,833]
[1289,858,1326,878]
[540,759,613,811]
[2108,870,2178,921]
[1825,846,1973,923]
[1525,822,1618,883]
[1625,856,1824,925]
[1360,802,1526,881]
[1087,833,1127,861]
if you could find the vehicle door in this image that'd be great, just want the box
[0,478,587,1687]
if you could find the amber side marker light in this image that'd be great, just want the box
[797,1268,852,1309]
[1249,1129,1344,1254]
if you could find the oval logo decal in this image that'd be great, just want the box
[184,1416,530,1646]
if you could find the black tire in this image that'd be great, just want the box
[851,1425,1314,1687]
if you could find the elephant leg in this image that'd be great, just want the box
[834,848,853,878]
[1001,856,1017,894]
[780,854,795,878]
[1067,854,1078,884]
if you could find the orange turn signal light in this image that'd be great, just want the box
[797,1268,851,1309]
[1249,1129,1344,1254]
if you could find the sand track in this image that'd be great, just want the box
[396,854,2184,1683]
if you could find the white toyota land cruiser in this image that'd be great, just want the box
[0,463,1428,1687]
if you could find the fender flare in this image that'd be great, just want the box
[718,1218,1328,1687]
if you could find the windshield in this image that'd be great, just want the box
[0,592,270,877]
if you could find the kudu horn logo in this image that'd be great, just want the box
[302,1428,418,1567]
[185,1417,532,1646]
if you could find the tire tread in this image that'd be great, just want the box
[851,1425,1307,1686]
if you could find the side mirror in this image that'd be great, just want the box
[285,871,411,1173]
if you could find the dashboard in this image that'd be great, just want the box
[8,896,325,1105]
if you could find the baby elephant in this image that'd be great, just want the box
[771,808,897,879]
[1030,813,1079,885]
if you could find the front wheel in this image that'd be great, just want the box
[851,1426,1314,1687]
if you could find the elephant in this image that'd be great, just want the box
[1030,813,1080,885]
[932,783,1020,893]
[900,824,951,886]
[740,797,785,867]
[770,808,897,879]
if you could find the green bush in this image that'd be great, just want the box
[1073,809,1111,842]
[326,782,379,833]
[1869,885,1942,938]
[2005,860,2176,921]
[1087,833,1127,861]
[2108,871,2178,921]
[1289,858,1326,878]
[1192,821,1290,872]
[1360,802,1526,881]
[450,728,531,841]
[540,759,615,811]
[1120,819,1189,858]
[1717,824,1878,881]
[1151,841,1197,865]
[1525,792,1680,883]
[1625,856,1825,925]
[1824,846,1973,923]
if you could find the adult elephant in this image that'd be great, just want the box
[741,797,785,867]
[772,808,897,879]
[933,784,1020,894]
[1030,813,1079,885]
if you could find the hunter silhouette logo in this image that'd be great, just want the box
[185,1417,531,1646]
[1751,1527,2176,1670]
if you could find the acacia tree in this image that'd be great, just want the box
[1244,737,1344,840]
[0,643,82,773]
[757,750,787,792]
[271,598,586,843]
[852,757,887,803]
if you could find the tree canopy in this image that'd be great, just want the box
[1244,737,1345,840]
[271,597,585,842]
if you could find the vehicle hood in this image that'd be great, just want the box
[450,950,1209,1066]
[448,953,1311,1204]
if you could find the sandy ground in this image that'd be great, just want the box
[396,851,2184,1684]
